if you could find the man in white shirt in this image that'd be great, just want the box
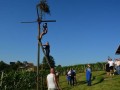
[108,59,114,76]
[47,68,60,90]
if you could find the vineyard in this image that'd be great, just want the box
[0,70,49,90]
[0,62,106,90]
[56,62,106,75]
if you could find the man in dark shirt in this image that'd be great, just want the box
[43,42,50,58]
[70,69,75,86]
[39,23,48,39]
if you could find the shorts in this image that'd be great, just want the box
[48,88,57,90]
[109,66,113,70]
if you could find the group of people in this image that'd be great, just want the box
[39,22,120,90]
[46,57,120,90]
[105,58,120,76]
[66,69,77,86]
[46,65,92,90]
[42,23,92,89]
[66,65,92,86]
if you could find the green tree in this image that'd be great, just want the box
[0,61,9,71]
[42,56,55,69]
[9,61,24,71]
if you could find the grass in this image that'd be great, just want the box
[58,71,120,90]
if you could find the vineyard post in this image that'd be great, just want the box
[0,71,4,87]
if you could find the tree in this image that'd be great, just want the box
[42,55,55,69]
[0,61,9,71]
[10,61,24,71]
[16,61,24,66]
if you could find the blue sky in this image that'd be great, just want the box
[0,0,120,66]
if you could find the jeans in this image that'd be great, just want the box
[48,88,57,90]
[87,80,91,86]
[70,76,74,86]
[117,66,120,75]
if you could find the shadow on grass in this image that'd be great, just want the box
[91,76,96,81]
[60,74,105,89]
[75,76,96,86]
[97,72,106,76]
[76,75,104,86]
[92,76,104,85]
[76,80,86,85]
[61,85,73,90]
[61,81,87,90]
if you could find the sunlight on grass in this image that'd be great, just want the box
[59,71,120,90]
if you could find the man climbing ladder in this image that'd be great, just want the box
[39,23,48,40]
[43,41,50,60]
[38,40,51,68]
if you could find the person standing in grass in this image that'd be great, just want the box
[66,70,70,85]
[67,69,72,85]
[116,59,120,75]
[47,68,60,90]
[86,64,92,86]
[118,59,120,75]
[68,69,75,86]
[108,58,114,76]
[105,61,110,76]
[73,70,77,85]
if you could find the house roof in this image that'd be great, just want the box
[116,45,120,54]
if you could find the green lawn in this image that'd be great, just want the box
[58,71,120,90]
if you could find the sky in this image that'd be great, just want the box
[0,0,120,66]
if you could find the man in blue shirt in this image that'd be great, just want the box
[86,64,92,86]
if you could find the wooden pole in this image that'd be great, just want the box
[37,22,40,90]
[21,1,56,89]
[36,7,41,90]
[36,0,55,89]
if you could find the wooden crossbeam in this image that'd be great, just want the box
[21,20,56,23]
